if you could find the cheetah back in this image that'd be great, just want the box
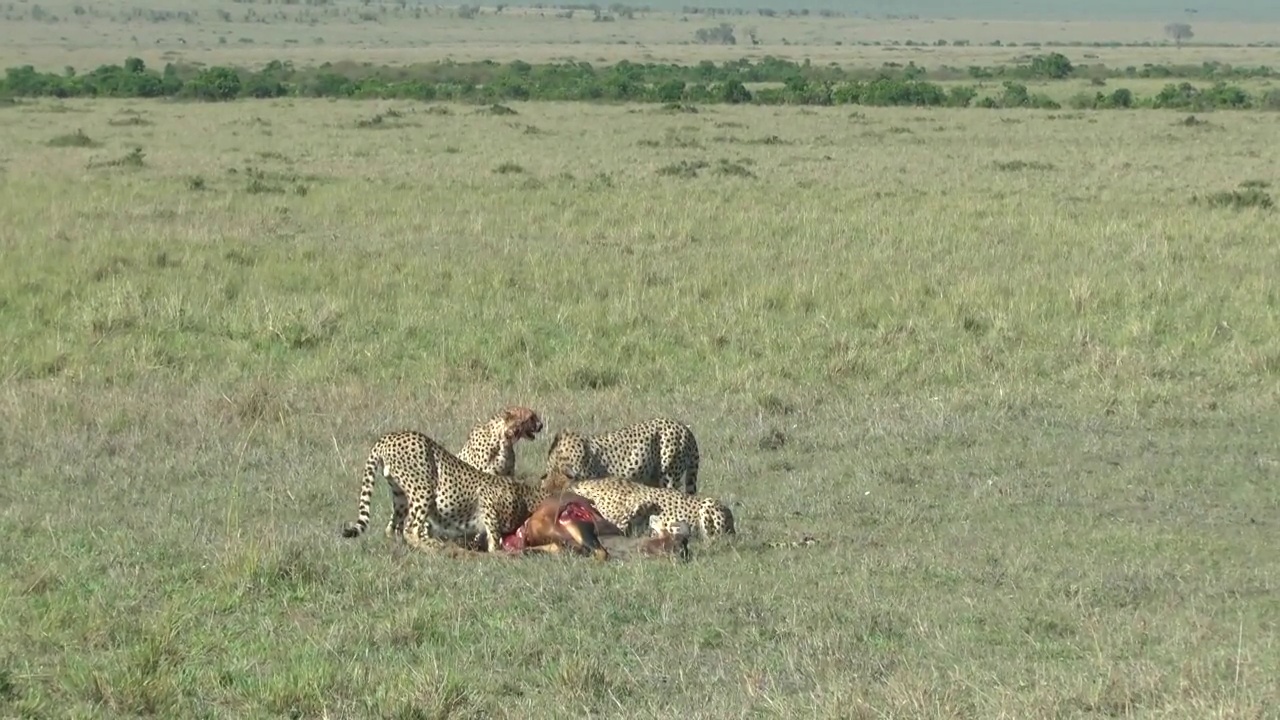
[545,417,700,495]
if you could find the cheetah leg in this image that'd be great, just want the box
[680,465,698,496]
[403,527,448,552]
[385,487,409,539]
[476,502,508,554]
[402,503,448,552]
[684,437,701,495]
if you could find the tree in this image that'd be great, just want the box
[187,67,241,101]
[694,23,736,45]
[1165,22,1193,48]
[1028,52,1073,79]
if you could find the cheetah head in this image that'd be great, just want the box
[544,431,586,471]
[538,467,581,493]
[501,405,543,442]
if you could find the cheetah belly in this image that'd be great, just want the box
[427,514,484,541]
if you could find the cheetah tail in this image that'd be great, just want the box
[764,535,819,550]
[341,451,381,538]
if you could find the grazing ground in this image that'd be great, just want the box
[2,91,1280,717]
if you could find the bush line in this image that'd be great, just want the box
[4,55,1280,110]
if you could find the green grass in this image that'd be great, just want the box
[1,97,1278,718]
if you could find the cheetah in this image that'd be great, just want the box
[541,469,734,540]
[342,430,551,553]
[378,406,542,539]
[544,417,700,496]
[456,405,543,477]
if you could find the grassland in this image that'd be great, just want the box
[2,94,1279,718]
[3,5,1280,716]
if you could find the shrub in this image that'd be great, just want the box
[1198,188,1273,210]
[185,67,241,101]
[46,129,98,147]
[694,23,735,45]
[0,55,1272,111]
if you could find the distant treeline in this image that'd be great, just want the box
[3,55,1279,111]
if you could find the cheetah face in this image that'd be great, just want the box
[503,406,544,442]
[545,432,588,473]
[538,468,580,492]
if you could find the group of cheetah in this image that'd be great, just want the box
[340,406,736,560]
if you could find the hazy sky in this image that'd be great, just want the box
[614,0,1279,22]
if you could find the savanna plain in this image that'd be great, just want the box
[2,6,1280,719]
